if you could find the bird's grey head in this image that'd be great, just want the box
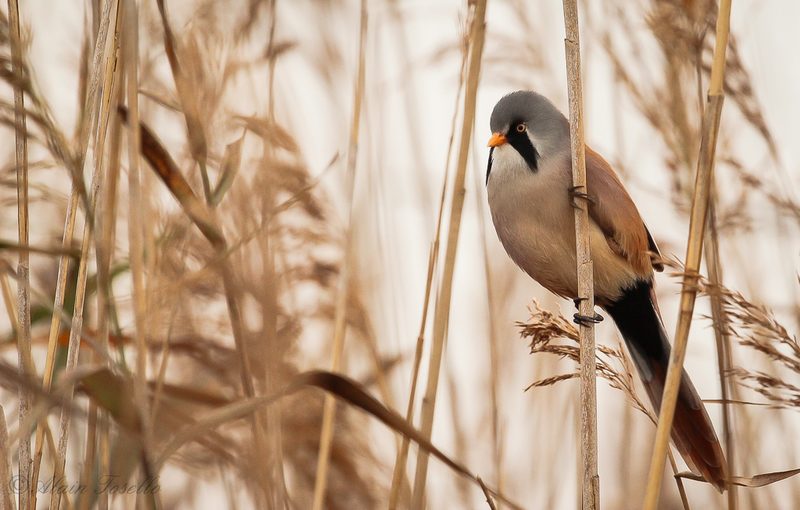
[487,91,570,175]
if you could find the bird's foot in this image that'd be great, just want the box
[568,185,593,209]
[573,311,604,327]
[572,297,603,326]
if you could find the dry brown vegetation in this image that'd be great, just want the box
[0,0,799,509]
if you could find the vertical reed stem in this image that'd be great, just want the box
[643,1,732,507]
[706,194,737,507]
[0,405,14,510]
[49,2,120,508]
[388,26,469,510]
[311,2,367,508]
[7,2,33,509]
[410,0,487,506]
[561,1,598,508]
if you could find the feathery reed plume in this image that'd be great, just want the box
[697,274,800,410]
[520,302,693,507]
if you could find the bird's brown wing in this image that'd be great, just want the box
[585,147,660,275]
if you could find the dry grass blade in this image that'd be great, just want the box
[411,1,487,506]
[677,468,800,487]
[643,1,732,507]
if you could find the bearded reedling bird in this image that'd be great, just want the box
[485,90,727,491]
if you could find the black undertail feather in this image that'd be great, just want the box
[604,279,728,492]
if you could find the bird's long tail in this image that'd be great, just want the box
[604,280,728,492]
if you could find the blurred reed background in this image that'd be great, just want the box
[0,0,799,508]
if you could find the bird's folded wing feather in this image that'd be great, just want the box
[584,147,661,275]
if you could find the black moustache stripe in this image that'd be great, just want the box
[486,146,494,185]
[507,128,539,172]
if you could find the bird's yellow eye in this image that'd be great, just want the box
[516,124,526,133]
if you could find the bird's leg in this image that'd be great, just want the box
[572,297,604,326]
[568,185,594,210]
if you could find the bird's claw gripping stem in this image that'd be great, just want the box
[573,311,604,327]
[568,185,593,209]
[572,297,603,326]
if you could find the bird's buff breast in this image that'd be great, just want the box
[486,147,637,301]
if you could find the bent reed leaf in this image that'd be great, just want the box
[676,467,800,488]
[154,370,525,510]
[117,105,224,248]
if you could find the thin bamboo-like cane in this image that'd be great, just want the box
[642,1,732,507]
[561,1,599,508]
[410,0,487,506]
[7,1,33,508]
[311,2,367,509]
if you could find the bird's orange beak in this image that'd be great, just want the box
[487,132,507,148]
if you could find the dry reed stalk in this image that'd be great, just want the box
[561,1,599,508]
[49,2,121,508]
[388,24,470,510]
[0,405,14,510]
[83,10,124,509]
[311,2,368,508]
[123,0,149,476]
[28,188,78,503]
[0,271,17,332]
[410,0,487,506]
[643,1,732,507]
[6,2,33,508]
[706,193,737,507]
[472,136,505,501]
[387,245,433,509]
